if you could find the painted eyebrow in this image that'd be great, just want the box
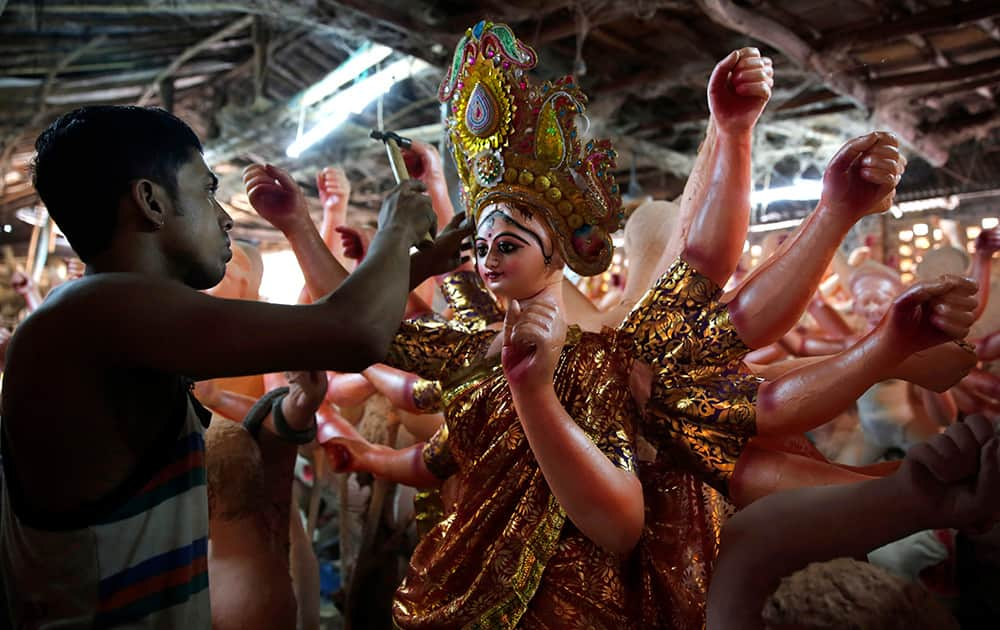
[479,209,549,254]
[475,232,531,245]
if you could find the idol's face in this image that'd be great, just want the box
[475,203,558,300]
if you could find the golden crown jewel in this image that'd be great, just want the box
[438,21,624,276]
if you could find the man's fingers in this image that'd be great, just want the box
[908,442,947,478]
[944,420,983,461]
[925,432,963,480]
[443,211,467,231]
[973,438,1000,517]
[963,415,997,446]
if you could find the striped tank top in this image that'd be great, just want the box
[1,382,213,628]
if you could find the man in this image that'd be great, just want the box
[707,415,1000,629]
[0,105,468,628]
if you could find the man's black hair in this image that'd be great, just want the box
[32,106,203,262]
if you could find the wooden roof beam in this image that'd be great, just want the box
[774,88,839,111]
[774,102,858,121]
[137,15,253,105]
[818,0,1000,51]
[869,54,1000,88]
[697,0,951,165]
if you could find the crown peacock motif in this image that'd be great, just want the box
[439,21,624,276]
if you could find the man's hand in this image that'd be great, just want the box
[501,286,567,392]
[708,47,773,136]
[880,275,978,357]
[376,180,437,250]
[281,370,328,431]
[244,164,311,233]
[975,227,1000,257]
[409,212,473,286]
[900,415,1000,531]
[821,132,906,220]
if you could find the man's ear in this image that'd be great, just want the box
[128,178,171,230]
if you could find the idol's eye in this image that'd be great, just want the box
[475,243,488,258]
[497,241,520,254]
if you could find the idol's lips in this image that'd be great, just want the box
[485,271,503,281]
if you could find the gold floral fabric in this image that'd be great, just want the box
[636,464,733,629]
[421,423,457,480]
[385,257,762,629]
[439,270,505,331]
[387,325,638,628]
[410,378,443,413]
[621,258,760,492]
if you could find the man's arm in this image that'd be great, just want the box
[709,416,1000,630]
[26,181,437,378]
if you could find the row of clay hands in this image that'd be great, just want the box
[243,164,472,288]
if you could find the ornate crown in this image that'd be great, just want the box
[439,21,624,276]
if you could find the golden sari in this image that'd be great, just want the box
[387,260,759,629]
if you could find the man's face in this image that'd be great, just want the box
[163,149,233,290]
[205,243,254,300]
[475,204,557,300]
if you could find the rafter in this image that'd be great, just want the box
[869,54,1000,88]
[137,15,253,105]
[696,0,952,165]
[818,0,1000,51]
